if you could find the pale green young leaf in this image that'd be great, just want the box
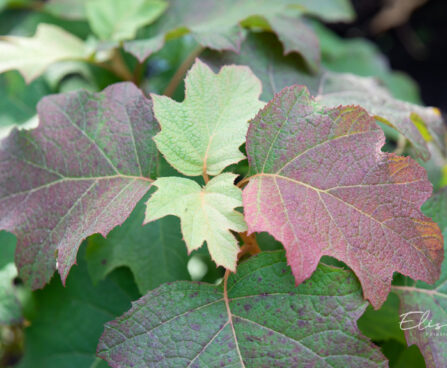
[44,0,90,20]
[145,173,246,271]
[0,24,88,82]
[86,0,168,42]
[152,59,263,176]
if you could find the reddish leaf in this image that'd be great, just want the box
[243,85,443,308]
[0,83,158,289]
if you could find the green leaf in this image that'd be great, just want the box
[151,59,263,176]
[17,246,138,368]
[0,71,51,139]
[202,32,324,101]
[391,188,447,368]
[317,72,446,161]
[86,0,168,42]
[0,83,158,290]
[86,192,189,294]
[393,345,426,368]
[0,231,21,325]
[204,32,445,162]
[124,0,353,68]
[0,23,89,82]
[357,293,406,344]
[145,173,246,271]
[44,0,90,20]
[264,15,320,72]
[98,251,387,367]
[292,0,355,22]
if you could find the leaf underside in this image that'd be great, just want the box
[243,85,443,309]
[0,82,158,289]
[317,72,446,161]
[0,23,87,82]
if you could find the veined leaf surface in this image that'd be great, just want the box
[98,251,387,368]
[243,85,443,308]
[0,83,158,289]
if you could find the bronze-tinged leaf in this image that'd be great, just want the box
[0,83,158,289]
[243,85,443,308]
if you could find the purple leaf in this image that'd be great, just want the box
[0,82,158,289]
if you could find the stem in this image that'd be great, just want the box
[391,285,442,297]
[96,50,134,81]
[163,45,205,97]
[202,171,210,184]
[133,61,144,86]
[112,50,134,81]
[394,134,407,155]
[237,176,250,189]
[238,232,261,259]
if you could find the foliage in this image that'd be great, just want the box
[0,1,446,367]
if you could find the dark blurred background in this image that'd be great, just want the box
[330,0,447,112]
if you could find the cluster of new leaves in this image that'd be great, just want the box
[1,1,447,368]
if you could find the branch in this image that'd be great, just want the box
[163,45,205,97]
[238,232,261,259]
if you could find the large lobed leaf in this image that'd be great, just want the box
[0,24,88,83]
[124,0,354,70]
[203,33,324,100]
[97,251,387,367]
[145,174,246,271]
[392,188,447,368]
[243,85,443,309]
[0,82,158,289]
[151,59,263,176]
[203,33,446,161]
